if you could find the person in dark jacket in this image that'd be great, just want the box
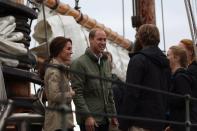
[165,45,191,131]
[104,51,122,131]
[179,39,197,130]
[119,24,171,131]
[104,51,125,117]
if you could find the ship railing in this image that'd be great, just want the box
[1,63,197,131]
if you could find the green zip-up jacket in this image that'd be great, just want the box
[71,48,116,125]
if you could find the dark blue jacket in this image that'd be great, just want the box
[187,61,197,130]
[119,46,171,131]
[111,74,125,115]
[169,68,191,131]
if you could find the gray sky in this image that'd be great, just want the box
[63,0,194,51]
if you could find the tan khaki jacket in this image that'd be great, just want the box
[44,58,74,131]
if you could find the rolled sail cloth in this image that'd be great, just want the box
[0,15,27,55]
[0,57,19,67]
[6,32,24,42]
[0,16,15,38]
[0,16,24,42]
[0,38,27,55]
[33,15,87,59]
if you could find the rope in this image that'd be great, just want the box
[188,0,197,33]
[192,0,197,21]
[160,0,166,52]
[57,14,66,37]
[1,62,197,128]
[46,63,197,101]
[122,0,125,37]
[80,27,90,47]
[132,0,136,16]
[74,0,80,10]
[184,0,197,62]
[195,0,197,19]
[2,99,197,127]
[41,2,50,58]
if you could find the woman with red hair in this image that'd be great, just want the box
[179,39,197,131]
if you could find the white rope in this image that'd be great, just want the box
[80,27,90,48]
[194,0,197,22]
[122,0,125,37]
[160,0,166,52]
[184,0,197,61]
[41,3,50,58]
[57,14,66,37]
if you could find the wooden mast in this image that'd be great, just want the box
[138,0,156,25]
[132,0,156,28]
[34,0,132,50]
[11,0,24,4]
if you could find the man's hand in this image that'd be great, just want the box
[111,117,119,127]
[85,116,98,131]
[164,126,172,131]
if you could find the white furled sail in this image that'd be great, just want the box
[0,16,27,56]
[33,15,87,60]
[32,14,129,80]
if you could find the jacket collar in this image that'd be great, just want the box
[50,58,70,68]
[85,48,107,63]
[50,58,60,65]
[50,58,70,77]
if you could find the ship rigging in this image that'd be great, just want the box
[0,0,197,131]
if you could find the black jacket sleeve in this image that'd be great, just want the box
[170,73,191,108]
[119,54,146,130]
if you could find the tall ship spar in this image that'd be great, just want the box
[0,0,196,131]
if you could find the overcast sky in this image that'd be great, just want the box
[62,0,196,51]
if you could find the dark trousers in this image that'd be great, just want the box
[80,124,109,131]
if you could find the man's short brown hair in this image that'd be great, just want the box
[136,24,160,46]
[89,28,104,40]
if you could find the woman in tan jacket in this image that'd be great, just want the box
[43,36,75,131]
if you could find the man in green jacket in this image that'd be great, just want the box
[71,28,118,131]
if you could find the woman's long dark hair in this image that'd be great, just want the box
[39,36,72,80]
